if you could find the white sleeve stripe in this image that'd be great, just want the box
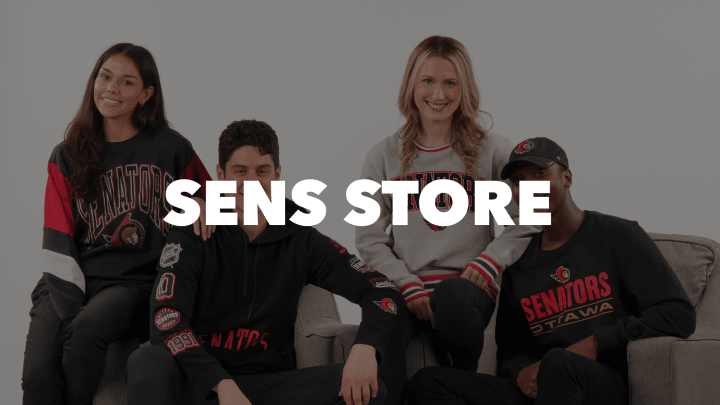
[42,248,85,293]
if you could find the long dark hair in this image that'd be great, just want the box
[64,43,169,202]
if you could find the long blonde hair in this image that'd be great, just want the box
[396,36,492,180]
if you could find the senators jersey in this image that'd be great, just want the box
[496,211,695,383]
[41,126,211,316]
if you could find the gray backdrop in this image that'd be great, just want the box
[1,0,718,402]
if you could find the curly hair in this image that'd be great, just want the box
[218,120,280,171]
[64,43,168,202]
[396,36,492,180]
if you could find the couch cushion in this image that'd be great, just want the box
[649,233,718,307]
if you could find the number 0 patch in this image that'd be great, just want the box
[156,272,176,300]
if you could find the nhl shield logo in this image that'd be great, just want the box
[160,243,182,268]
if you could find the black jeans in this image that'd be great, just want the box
[21,278,148,405]
[126,345,388,405]
[407,349,627,405]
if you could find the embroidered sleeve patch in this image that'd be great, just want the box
[160,243,182,268]
[165,329,200,355]
[373,298,398,314]
[369,277,395,289]
[156,272,176,300]
[155,308,181,330]
[350,256,373,273]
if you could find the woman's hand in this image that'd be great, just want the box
[406,296,435,329]
[192,197,215,241]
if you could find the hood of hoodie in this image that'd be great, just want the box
[194,198,310,330]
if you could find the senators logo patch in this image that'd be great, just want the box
[370,277,395,289]
[551,267,571,284]
[374,298,398,314]
[160,243,182,268]
[514,140,534,154]
[155,308,180,330]
[103,213,145,250]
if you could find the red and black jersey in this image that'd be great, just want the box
[496,211,695,384]
[149,199,405,398]
[41,126,212,323]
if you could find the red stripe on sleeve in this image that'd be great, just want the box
[479,254,502,274]
[400,282,423,294]
[44,162,75,237]
[418,273,461,282]
[179,155,212,199]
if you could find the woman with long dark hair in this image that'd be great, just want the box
[21,43,212,405]
[355,35,539,399]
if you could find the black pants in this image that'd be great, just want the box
[407,348,628,405]
[126,345,388,405]
[21,278,149,405]
[398,277,495,372]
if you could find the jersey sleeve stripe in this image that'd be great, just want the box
[179,155,212,199]
[41,248,85,292]
[44,162,75,237]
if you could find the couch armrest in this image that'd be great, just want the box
[627,327,720,405]
[295,318,359,369]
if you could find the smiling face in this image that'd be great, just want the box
[413,56,462,130]
[93,53,154,126]
[509,163,572,215]
[217,145,281,216]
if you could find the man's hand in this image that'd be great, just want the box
[565,335,599,360]
[405,296,435,329]
[461,265,489,290]
[516,361,541,399]
[339,344,379,405]
[192,197,215,241]
[213,379,251,405]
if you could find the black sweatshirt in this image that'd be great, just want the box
[149,199,404,397]
[496,211,696,385]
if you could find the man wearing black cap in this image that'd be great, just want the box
[407,137,696,405]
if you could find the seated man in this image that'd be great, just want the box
[127,120,404,405]
[407,137,696,405]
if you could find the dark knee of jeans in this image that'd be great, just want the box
[127,345,174,384]
[432,277,475,311]
[407,367,444,402]
[538,348,575,380]
[22,362,57,392]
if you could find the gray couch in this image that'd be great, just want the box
[94,232,720,405]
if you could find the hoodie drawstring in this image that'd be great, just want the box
[248,246,260,318]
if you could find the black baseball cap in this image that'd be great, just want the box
[500,137,569,180]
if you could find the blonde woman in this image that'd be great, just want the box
[356,36,538,380]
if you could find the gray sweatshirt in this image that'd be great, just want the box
[355,131,539,304]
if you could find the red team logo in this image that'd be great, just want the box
[103,213,145,249]
[514,140,534,154]
[551,266,571,284]
[374,298,398,314]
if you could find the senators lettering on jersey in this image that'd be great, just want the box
[521,271,614,335]
[76,163,178,242]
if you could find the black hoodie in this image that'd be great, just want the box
[149,199,404,397]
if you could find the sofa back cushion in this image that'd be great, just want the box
[649,233,719,308]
